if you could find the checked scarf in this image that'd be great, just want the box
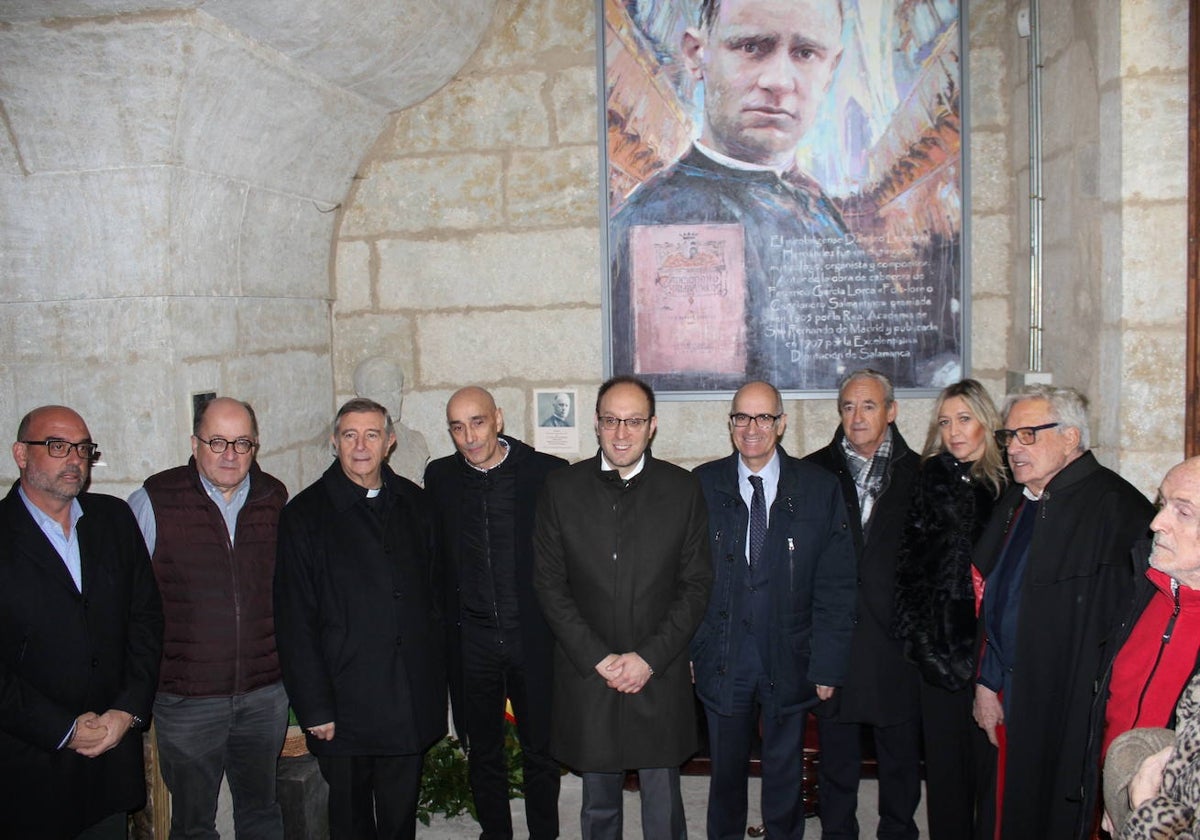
[841,427,892,529]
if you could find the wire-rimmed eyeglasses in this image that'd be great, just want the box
[20,439,101,460]
[596,416,650,431]
[993,422,1059,447]
[729,413,782,429]
[194,435,258,455]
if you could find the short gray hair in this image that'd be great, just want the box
[1003,385,1089,452]
[838,369,895,406]
[333,397,395,437]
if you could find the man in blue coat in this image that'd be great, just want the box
[693,381,857,840]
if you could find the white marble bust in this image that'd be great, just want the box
[352,355,430,485]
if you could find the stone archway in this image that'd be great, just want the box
[0,0,496,497]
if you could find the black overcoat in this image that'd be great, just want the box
[803,425,921,725]
[0,484,163,839]
[973,451,1153,840]
[274,462,445,756]
[532,452,712,771]
[423,435,567,743]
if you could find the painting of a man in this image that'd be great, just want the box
[606,0,963,393]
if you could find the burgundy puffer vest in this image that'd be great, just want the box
[144,461,287,696]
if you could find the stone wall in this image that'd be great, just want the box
[998,0,1190,493]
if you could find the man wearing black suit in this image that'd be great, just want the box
[0,405,163,839]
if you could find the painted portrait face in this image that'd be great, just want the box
[683,0,843,167]
[595,382,657,478]
[552,393,571,420]
[938,395,988,463]
[333,410,396,489]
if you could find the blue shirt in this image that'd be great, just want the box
[18,486,84,592]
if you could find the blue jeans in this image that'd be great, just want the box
[154,682,289,840]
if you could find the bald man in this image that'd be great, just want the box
[693,381,856,840]
[1076,457,1200,836]
[424,387,568,840]
[129,397,289,839]
[1,406,163,839]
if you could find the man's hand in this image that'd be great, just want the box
[1128,745,1173,811]
[67,712,106,754]
[595,653,621,683]
[306,722,336,741]
[604,652,652,694]
[816,684,835,701]
[973,685,1004,747]
[73,709,133,758]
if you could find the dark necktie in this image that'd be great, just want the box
[749,474,766,566]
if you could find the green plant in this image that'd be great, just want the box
[416,721,527,826]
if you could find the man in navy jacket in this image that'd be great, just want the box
[692,381,857,840]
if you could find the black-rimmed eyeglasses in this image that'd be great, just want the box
[994,422,1059,447]
[194,435,258,455]
[596,416,649,431]
[20,439,101,460]
[729,413,782,429]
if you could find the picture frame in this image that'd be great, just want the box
[599,0,968,398]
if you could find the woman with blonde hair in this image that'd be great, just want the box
[893,378,1008,839]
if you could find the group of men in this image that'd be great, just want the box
[2,371,1194,840]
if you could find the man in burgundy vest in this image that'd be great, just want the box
[129,397,289,839]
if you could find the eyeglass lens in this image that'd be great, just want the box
[598,417,646,430]
[200,437,255,454]
[730,413,778,429]
[23,440,99,459]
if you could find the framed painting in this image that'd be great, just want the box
[600,0,967,396]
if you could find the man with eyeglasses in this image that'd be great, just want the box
[691,381,856,840]
[533,375,712,839]
[802,369,922,840]
[126,396,288,839]
[1,405,163,839]
[971,385,1153,839]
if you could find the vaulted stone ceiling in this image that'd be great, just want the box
[0,0,496,489]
